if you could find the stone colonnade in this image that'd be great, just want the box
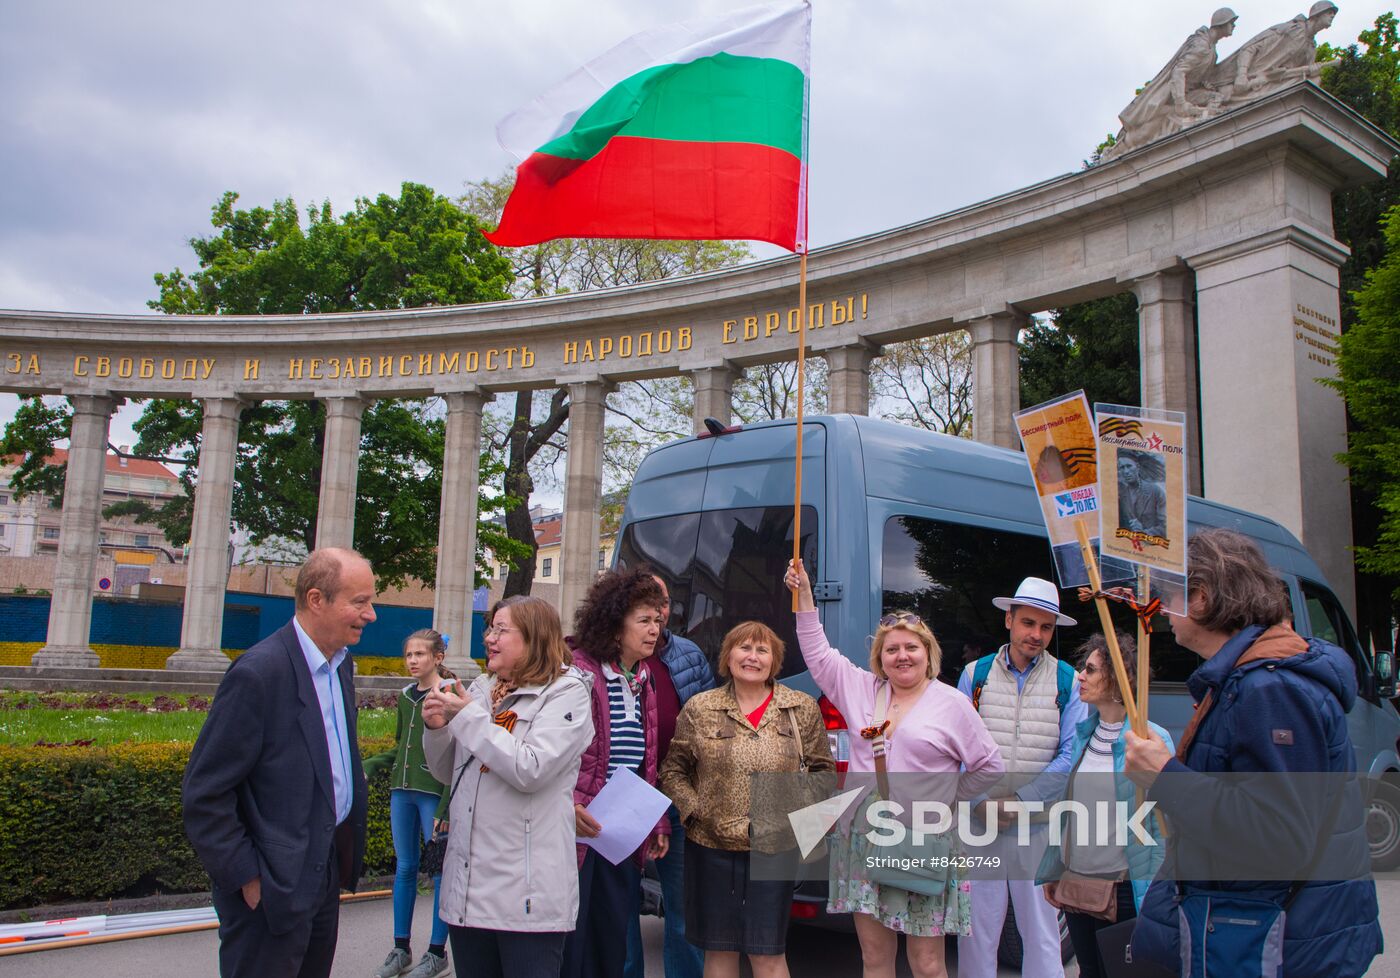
[7,85,1392,665]
[27,286,1198,675]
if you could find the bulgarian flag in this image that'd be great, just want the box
[485,0,810,252]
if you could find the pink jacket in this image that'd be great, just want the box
[796,610,1003,807]
[570,646,670,867]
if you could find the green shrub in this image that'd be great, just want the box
[0,737,396,910]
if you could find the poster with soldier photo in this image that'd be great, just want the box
[1014,391,1133,589]
[1095,403,1188,615]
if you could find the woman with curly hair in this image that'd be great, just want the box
[563,569,671,978]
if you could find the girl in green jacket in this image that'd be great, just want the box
[367,629,455,978]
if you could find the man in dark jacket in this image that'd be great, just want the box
[183,548,374,978]
[624,571,716,978]
[1124,529,1381,977]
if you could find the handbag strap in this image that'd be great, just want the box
[869,682,893,799]
[781,705,809,773]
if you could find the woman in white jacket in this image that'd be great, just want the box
[423,595,595,978]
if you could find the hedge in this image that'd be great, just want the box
[0,737,397,910]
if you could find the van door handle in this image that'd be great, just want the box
[812,582,843,601]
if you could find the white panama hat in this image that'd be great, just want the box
[992,576,1077,627]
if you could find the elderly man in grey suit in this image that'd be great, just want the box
[183,548,376,978]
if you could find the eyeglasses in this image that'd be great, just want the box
[878,613,924,628]
[484,625,520,638]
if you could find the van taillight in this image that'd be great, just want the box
[818,694,850,776]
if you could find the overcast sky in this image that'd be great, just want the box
[0,0,1385,448]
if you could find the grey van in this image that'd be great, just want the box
[615,414,1399,956]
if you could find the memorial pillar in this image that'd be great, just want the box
[691,364,740,434]
[967,311,1025,449]
[1133,269,1202,494]
[168,397,243,670]
[1190,227,1355,616]
[33,394,117,667]
[315,395,364,551]
[435,390,490,679]
[559,381,609,627]
[824,342,878,415]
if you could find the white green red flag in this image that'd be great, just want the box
[485,0,810,252]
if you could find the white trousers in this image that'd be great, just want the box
[957,828,1065,978]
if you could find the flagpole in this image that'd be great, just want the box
[792,249,808,612]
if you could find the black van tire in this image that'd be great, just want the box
[1367,774,1400,872]
[996,902,1075,968]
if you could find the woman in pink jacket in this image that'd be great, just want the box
[564,569,671,978]
[785,560,1003,978]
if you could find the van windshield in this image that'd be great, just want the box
[616,506,817,681]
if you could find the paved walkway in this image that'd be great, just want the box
[12,880,1400,977]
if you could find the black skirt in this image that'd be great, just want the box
[684,839,791,955]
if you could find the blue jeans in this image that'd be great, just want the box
[390,789,449,948]
[624,806,704,978]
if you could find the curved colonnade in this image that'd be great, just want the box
[0,84,1392,672]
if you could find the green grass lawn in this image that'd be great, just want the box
[0,690,397,746]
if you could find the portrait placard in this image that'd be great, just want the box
[1014,391,1131,589]
[1095,403,1188,615]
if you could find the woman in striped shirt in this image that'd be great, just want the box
[564,569,671,978]
[1036,633,1173,978]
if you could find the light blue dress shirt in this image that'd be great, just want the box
[293,617,354,825]
[957,645,1086,803]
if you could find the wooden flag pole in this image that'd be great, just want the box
[1074,520,1144,734]
[1137,565,1151,729]
[791,250,808,612]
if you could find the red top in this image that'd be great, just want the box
[746,689,774,728]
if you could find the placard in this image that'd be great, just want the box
[1095,403,1189,615]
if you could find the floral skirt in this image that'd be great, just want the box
[826,821,973,937]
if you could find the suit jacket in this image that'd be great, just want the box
[183,621,368,935]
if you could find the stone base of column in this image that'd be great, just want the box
[445,655,482,680]
[31,646,101,668]
[165,647,234,672]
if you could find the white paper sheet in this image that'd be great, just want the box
[582,766,671,865]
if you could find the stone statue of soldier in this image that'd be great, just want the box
[1103,8,1239,160]
[1218,1,1340,102]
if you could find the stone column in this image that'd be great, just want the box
[966,310,1026,449]
[1190,227,1355,616]
[825,343,878,415]
[559,381,609,627]
[33,394,117,667]
[691,364,741,434]
[168,398,243,670]
[1133,269,1202,494]
[435,390,489,679]
[315,396,364,551]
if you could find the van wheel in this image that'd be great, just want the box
[996,902,1075,968]
[1367,775,1400,872]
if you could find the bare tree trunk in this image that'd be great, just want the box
[500,387,572,597]
[503,391,537,598]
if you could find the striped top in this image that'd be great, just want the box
[603,664,647,776]
[1067,718,1128,874]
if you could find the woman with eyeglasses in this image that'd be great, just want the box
[658,620,835,978]
[785,561,1002,978]
[421,596,594,978]
[563,569,671,978]
[1034,632,1171,978]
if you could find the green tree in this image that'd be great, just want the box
[1317,14,1400,641]
[461,172,755,597]
[1019,292,1141,409]
[2,182,520,589]
[1329,203,1400,595]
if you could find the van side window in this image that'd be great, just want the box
[617,506,817,680]
[883,516,1085,683]
[882,516,1203,684]
[1300,580,1367,677]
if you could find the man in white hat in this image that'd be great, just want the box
[956,576,1085,978]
